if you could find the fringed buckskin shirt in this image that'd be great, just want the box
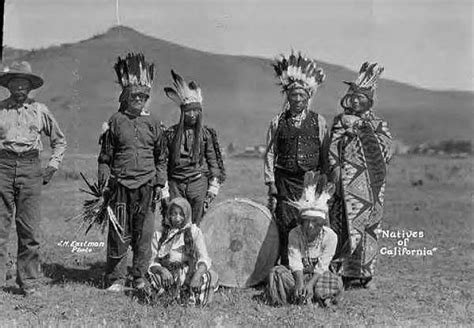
[0,98,67,168]
[98,111,168,189]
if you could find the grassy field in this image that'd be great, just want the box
[0,155,472,327]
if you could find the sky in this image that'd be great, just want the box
[4,0,473,91]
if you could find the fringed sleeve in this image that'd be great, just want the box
[328,114,346,175]
[153,122,169,187]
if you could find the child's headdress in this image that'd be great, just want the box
[287,171,335,220]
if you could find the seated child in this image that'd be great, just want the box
[267,173,343,307]
[147,197,218,306]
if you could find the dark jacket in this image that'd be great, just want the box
[165,125,224,183]
[98,111,168,189]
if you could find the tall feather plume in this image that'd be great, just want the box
[165,70,203,105]
[273,50,326,94]
[353,62,384,91]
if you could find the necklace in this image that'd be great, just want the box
[303,228,325,263]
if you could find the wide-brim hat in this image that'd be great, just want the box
[0,61,44,90]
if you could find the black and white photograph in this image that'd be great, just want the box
[0,0,472,326]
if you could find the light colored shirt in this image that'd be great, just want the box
[0,98,67,169]
[263,110,329,184]
[149,224,212,272]
[288,225,338,275]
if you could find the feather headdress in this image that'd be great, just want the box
[114,53,154,92]
[273,51,326,95]
[287,171,335,219]
[343,62,384,100]
[164,70,202,106]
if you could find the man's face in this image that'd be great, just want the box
[287,88,310,115]
[343,92,371,115]
[8,78,32,103]
[127,92,149,114]
[301,216,325,240]
[183,107,201,127]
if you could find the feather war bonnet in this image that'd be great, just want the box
[273,51,326,95]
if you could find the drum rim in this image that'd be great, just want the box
[203,197,273,222]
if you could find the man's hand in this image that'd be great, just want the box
[294,279,305,301]
[154,266,173,288]
[293,270,305,302]
[153,186,162,202]
[266,182,278,213]
[98,163,110,187]
[303,275,319,303]
[42,166,57,185]
[330,168,340,185]
[203,192,216,214]
[190,263,207,292]
[267,182,278,196]
[189,272,204,291]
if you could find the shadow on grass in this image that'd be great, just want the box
[42,261,106,288]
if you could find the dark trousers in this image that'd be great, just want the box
[105,181,155,284]
[169,175,208,226]
[274,169,305,266]
[0,150,42,288]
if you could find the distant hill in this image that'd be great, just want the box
[2,26,472,154]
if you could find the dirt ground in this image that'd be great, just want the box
[0,156,472,327]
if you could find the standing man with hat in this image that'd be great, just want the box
[97,53,168,292]
[0,61,67,295]
[264,51,329,266]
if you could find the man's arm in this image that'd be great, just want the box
[153,124,168,188]
[263,117,278,185]
[40,104,67,169]
[203,128,221,183]
[314,228,338,275]
[317,114,330,175]
[373,119,393,164]
[288,230,305,298]
[97,120,115,185]
[327,115,346,182]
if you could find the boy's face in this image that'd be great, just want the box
[301,216,325,240]
[169,204,185,227]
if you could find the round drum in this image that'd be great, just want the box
[200,198,280,288]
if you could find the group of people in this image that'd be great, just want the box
[264,54,392,307]
[97,54,224,306]
[0,50,392,309]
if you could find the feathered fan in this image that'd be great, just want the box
[68,173,124,242]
